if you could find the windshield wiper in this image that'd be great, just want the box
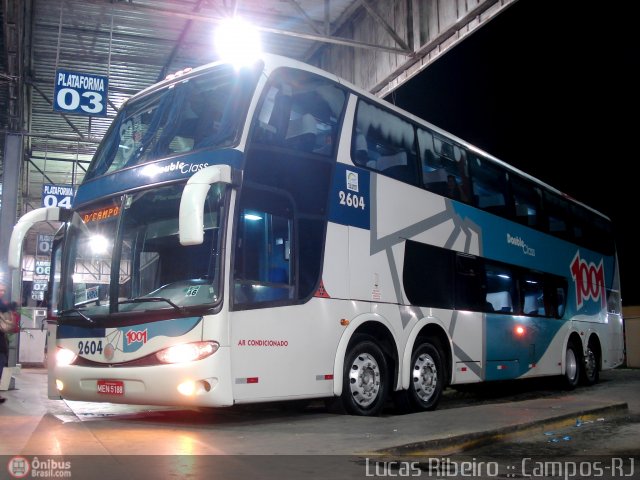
[60,308,94,324]
[74,297,101,307]
[118,297,182,311]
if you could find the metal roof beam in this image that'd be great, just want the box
[26,157,56,185]
[371,0,510,96]
[3,0,24,131]
[302,0,363,61]
[30,82,86,140]
[358,0,409,51]
[284,0,322,35]
[33,21,177,47]
[156,0,207,82]
[107,98,119,113]
[72,0,411,55]
[28,155,90,165]
[0,129,100,143]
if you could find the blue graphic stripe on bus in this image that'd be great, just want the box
[484,313,564,381]
[74,149,243,206]
[58,325,106,339]
[121,316,202,353]
[328,163,370,229]
[451,202,614,317]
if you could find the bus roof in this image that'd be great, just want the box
[123,53,610,222]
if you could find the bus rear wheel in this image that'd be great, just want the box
[396,341,444,412]
[582,344,600,386]
[341,337,389,416]
[563,341,582,390]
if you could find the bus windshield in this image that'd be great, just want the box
[59,183,227,320]
[84,62,260,180]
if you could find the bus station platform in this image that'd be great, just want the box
[1,367,637,458]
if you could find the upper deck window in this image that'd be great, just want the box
[252,68,346,156]
[85,64,260,181]
[352,99,419,185]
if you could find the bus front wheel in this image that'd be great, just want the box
[341,336,389,416]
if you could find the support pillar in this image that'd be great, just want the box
[1,133,24,372]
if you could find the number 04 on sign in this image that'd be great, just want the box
[42,184,75,209]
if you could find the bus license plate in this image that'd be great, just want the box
[97,380,124,396]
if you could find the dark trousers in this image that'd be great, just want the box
[0,352,7,382]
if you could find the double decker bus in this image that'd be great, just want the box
[8,54,624,416]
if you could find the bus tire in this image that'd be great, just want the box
[581,343,600,386]
[341,336,389,416]
[563,340,582,390]
[396,341,444,412]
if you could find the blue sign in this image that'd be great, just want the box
[328,163,370,230]
[42,184,75,209]
[37,233,54,255]
[54,69,109,116]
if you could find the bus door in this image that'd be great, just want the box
[229,183,335,401]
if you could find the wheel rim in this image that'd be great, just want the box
[412,352,437,403]
[584,347,597,380]
[348,352,381,408]
[566,347,578,382]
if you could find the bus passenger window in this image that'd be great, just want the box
[543,191,571,239]
[418,129,469,202]
[555,286,566,318]
[454,253,487,311]
[352,133,369,166]
[402,241,455,309]
[469,156,507,215]
[253,69,345,156]
[521,273,545,316]
[354,99,418,185]
[418,128,445,194]
[511,176,541,228]
[546,277,568,319]
[285,113,317,151]
[485,265,516,313]
[233,195,295,306]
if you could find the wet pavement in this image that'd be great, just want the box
[0,367,638,479]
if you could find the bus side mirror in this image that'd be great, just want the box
[179,165,232,246]
[8,207,70,269]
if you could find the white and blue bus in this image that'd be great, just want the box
[9,54,624,415]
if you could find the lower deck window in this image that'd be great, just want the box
[234,198,295,306]
[402,241,567,318]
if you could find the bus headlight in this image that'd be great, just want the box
[56,348,78,366]
[155,341,219,364]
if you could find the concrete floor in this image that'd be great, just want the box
[1,368,638,479]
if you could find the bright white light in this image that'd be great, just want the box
[140,164,162,178]
[156,341,219,364]
[214,17,262,67]
[177,380,196,396]
[89,234,109,254]
[244,214,263,221]
[56,348,77,366]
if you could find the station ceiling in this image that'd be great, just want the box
[1,0,515,227]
